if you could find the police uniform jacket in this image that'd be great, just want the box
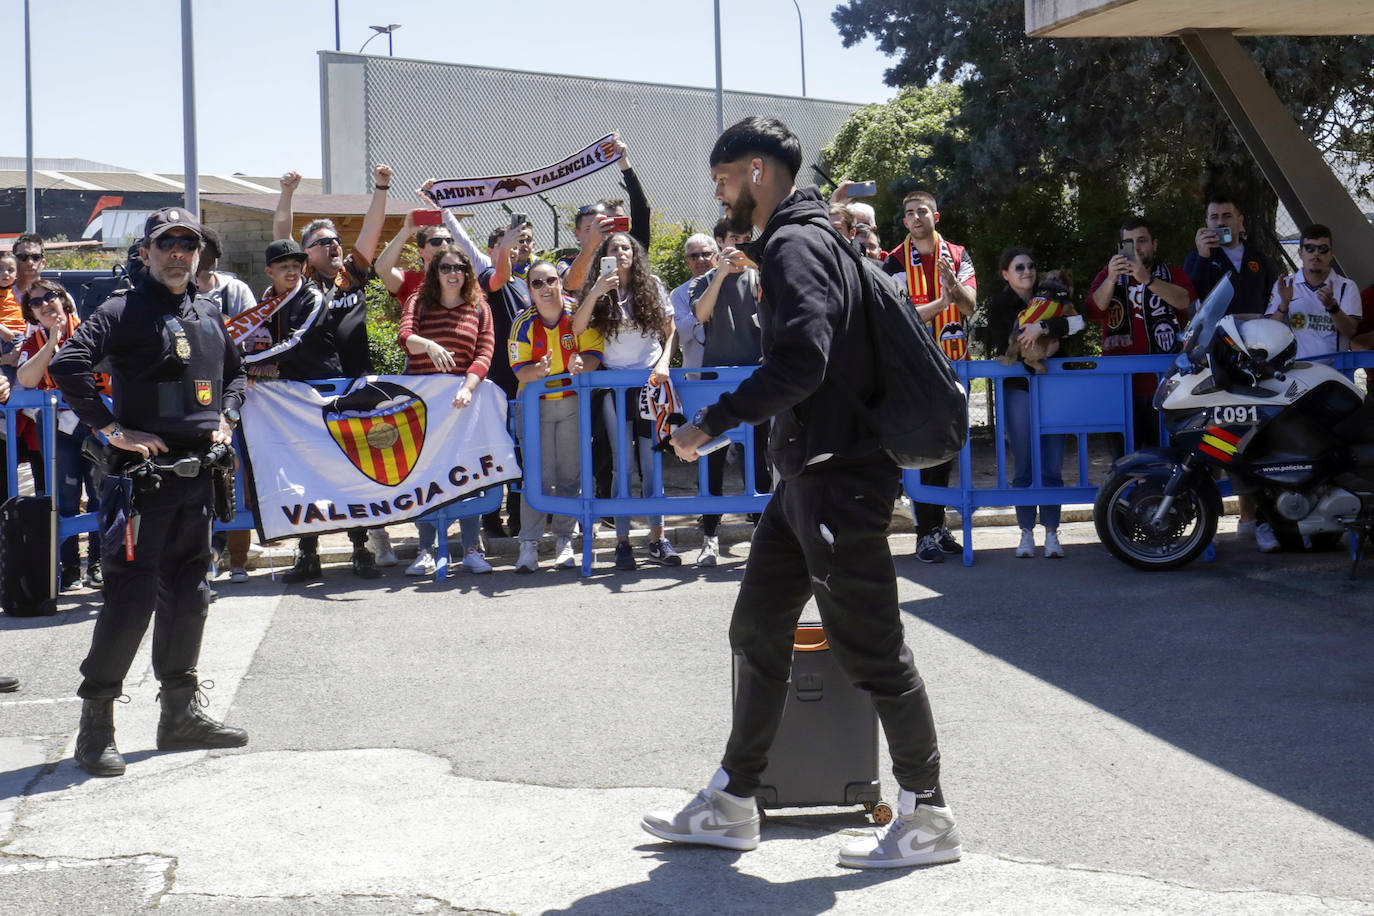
[49,276,246,452]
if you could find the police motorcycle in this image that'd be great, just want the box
[1093,276,1374,571]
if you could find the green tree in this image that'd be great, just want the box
[831,0,1374,299]
[821,83,962,248]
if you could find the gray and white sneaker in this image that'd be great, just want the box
[1256,522,1280,553]
[368,529,399,567]
[838,793,962,869]
[697,535,719,567]
[648,538,681,566]
[641,769,759,851]
[1015,528,1035,558]
[554,536,577,569]
[1043,529,1064,558]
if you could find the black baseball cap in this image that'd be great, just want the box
[144,207,203,240]
[265,238,306,265]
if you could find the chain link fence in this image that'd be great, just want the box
[321,52,861,251]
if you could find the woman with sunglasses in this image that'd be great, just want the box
[509,261,603,573]
[16,280,104,589]
[397,246,496,576]
[574,232,679,570]
[983,248,1081,559]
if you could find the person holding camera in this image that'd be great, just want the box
[49,208,249,778]
[1086,217,1195,453]
[1184,195,1276,316]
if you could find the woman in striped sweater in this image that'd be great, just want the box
[397,245,496,575]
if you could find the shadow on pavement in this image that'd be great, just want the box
[543,849,906,916]
[900,540,1374,841]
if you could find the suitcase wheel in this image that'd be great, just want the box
[867,801,893,826]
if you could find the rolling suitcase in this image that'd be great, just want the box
[1,400,59,617]
[733,622,893,825]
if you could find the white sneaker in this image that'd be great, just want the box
[515,541,540,574]
[698,535,719,567]
[368,529,399,567]
[1256,522,1280,553]
[837,792,962,869]
[462,547,493,574]
[640,769,760,851]
[1015,529,1035,558]
[555,536,577,569]
[228,567,249,583]
[1043,529,1064,558]
[405,549,436,577]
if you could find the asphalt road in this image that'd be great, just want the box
[2,517,1372,915]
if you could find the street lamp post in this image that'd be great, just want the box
[24,0,34,232]
[334,0,340,51]
[713,0,723,136]
[181,0,199,217]
[790,0,806,97]
[360,24,401,56]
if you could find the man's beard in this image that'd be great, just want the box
[725,185,757,235]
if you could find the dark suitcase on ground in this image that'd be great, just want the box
[733,622,892,824]
[0,495,57,617]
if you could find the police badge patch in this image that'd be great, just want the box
[195,380,213,406]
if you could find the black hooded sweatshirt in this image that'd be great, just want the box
[698,186,884,480]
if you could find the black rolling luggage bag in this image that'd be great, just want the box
[733,622,892,824]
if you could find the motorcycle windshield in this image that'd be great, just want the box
[1174,275,1234,374]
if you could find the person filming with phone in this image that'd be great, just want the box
[1086,217,1195,453]
[1184,195,1276,316]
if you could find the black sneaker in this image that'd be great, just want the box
[614,541,637,571]
[84,559,103,588]
[282,552,322,584]
[915,535,944,564]
[352,548,382,579]
[936,526,961,554]
[60,566,82,591]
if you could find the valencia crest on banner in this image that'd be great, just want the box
[240,376,520,542]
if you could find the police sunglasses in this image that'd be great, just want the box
[153,236,202,253]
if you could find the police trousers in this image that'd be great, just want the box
[78,469,214,699]
[722,456,942,796]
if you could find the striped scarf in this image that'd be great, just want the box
[900,233,968,360]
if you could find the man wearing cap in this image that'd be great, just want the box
[49,207,249,777]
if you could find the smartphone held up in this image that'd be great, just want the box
[411,208,443,227]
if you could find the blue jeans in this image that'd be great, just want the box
[600,390,663,538]
[1002,386,1066,531]
[55,427,96,570]
[416,516,480,554]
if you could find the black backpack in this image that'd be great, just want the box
[807,217,968,470]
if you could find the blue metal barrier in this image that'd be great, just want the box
[905,353,1374,566]
[517,367,771,576]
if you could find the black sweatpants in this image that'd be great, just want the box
[79,470,214,699]
[722,456,942,796]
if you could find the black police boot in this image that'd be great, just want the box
[0,675,19,693]
[282,550,322,584]
[75,698,126,777]
[351,547,382,579]
[156,683,248,751]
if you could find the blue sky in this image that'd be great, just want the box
[3,0,902,177]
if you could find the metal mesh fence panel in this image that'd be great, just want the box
[323,52,861,251]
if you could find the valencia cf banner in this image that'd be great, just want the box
[425,135,621,207]
[240,376,520,542]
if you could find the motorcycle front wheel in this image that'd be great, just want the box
[1094,470,1219,570]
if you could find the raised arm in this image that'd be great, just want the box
[353,164,393,262]
[273,171,300,241]
[375,208,418,296]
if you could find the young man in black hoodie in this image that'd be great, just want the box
[640,117,960,869]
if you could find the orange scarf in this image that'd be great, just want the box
[899,233,968,360]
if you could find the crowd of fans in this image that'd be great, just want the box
[4,135,1374,586]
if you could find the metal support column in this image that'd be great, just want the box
[1180,29,1374,287]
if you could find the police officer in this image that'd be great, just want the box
[50,207,248,777]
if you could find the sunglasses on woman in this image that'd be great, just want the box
[528,276,560,289]
[438,262,468,274]
[29,291,61,305]
[1012,262,1036,273]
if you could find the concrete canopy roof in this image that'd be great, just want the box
[1027,0,1374,37]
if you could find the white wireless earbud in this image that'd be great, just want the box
[752,168,760,183]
